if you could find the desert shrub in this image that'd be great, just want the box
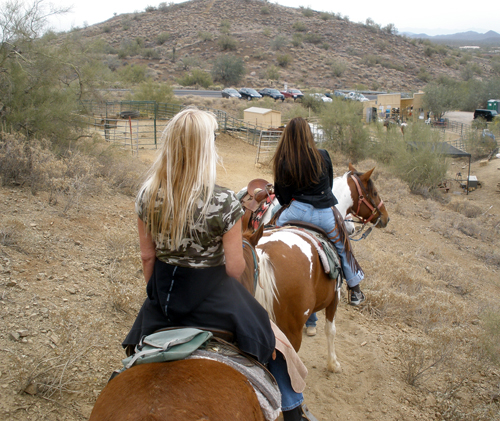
[462,129,497,159]
[198,31,213,42]
[129,79,176,103]
[282,104,309,121]
[116,64,148,84]
[276,54,292,67]
[300,94,324,113]
[304,33,322,44]
[118,38,143,57]
[266,65,280,81]
[263,28,271,37]
[217,35,238,51]
[292,21,307,32]
[122,20,131,31]
[142,48,160,59]
[102,25,111,33]
[145,5,156,12]
[330,60,347,77]
[158,2,169,12]
[319,101,369,162]
[300,6,313,17]
[176,56,200,71]
[398,334,453,386]
[480,310,500,365]
[177,69,213,88]
[291,33,303,47]
[219,19,231,34]
[371,123,449,193]
[382,23,397,35]
[156,31,170,45]
[271,35,289,51]
[319,12,331,20]
[417,67,431,82]
[211,55,245,86]
[321,42,329,50]
[260,6,270,14]
[251,48,266,59]
[448,201,482,218]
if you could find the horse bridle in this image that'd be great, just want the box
[349,173,384,225]
[242,239,259,293]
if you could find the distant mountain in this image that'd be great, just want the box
[403,30,500,44]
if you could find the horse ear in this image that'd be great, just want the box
[249,223,264,247]
[360,167,375,182]
[348,163,356,173]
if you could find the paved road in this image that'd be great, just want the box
[174,89,221,98]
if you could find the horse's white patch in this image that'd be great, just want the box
[332,173,354,218]
[258,232,314,276]
[304,309,310,316]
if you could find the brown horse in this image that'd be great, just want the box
[89,227,269,421]
[253,165,389,373]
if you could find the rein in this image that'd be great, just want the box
[242,239,259,293]
[349,173,384,225]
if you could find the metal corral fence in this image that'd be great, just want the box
[80,100,261,150]
[255,123,326,165]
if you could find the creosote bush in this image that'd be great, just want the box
[217,35,238,51]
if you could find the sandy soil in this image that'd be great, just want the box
[0,129,499,421]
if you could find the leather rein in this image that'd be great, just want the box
[349,173,384,225]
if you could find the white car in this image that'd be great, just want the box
[346,92,369,102]
[312,93,333,102]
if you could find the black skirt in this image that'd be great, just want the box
[122,259,275,364]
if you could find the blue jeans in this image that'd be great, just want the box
[305,312,318,328]
[277,201,364,288]
[267,351,303,411]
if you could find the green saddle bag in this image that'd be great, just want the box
[122,328,213,370]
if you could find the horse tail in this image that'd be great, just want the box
[254,250,279,322]
[332,206,363,276]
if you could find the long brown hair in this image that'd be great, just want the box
[272,117,324,189]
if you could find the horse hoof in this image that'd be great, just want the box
[328,362,342,373]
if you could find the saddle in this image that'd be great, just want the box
[270,222,342,281]
[239,179,276,230]
[119,327,281,421]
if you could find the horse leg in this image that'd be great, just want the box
[324,288,341,373]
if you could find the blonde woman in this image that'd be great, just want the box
[122,108,274,363]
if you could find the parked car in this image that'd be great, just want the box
[221,88,242,99]
[312,93,332,103]
[280,88,304,101]
[259,88,285,101]
[474,109,499,122]
[346,92,369,102]
[325,91,346,99]
[239,88,262,101]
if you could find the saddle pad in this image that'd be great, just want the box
[188,339,280,421]
[122,328,213,370]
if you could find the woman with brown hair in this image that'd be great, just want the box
[272,117,365,305]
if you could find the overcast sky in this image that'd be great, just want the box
[42,0,499,36]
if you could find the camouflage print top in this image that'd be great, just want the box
[136,185,244,268]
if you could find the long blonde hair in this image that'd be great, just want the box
[138,107,219,249]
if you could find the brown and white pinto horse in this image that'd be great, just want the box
[253,165,389,373]
[89,227,268,421]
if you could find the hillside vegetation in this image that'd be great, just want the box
[63,0,499,92]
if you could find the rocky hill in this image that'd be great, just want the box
[69,0,497,92]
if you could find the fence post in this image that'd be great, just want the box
[154,101,157,148]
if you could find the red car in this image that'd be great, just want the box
[280,88,304,101]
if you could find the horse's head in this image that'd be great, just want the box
[239,221,264,295]
[347,163,390,228]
